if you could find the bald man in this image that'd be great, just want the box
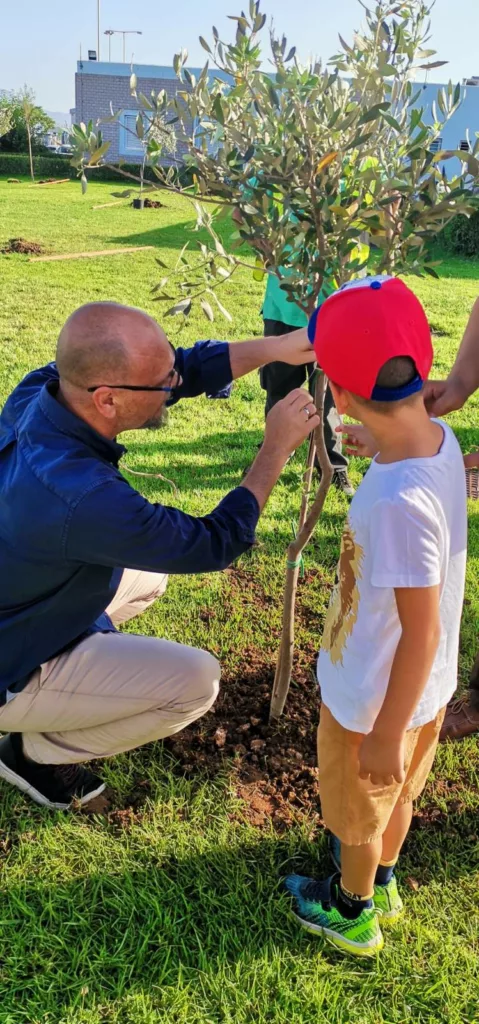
[0,302,319,809]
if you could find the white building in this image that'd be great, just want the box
[420,78,479,176]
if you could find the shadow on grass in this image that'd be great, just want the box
[124,427,352,504]
[1,794,478,1020]
[429,251,479,280]
[0,829,317,1017]
[107,216,238,253]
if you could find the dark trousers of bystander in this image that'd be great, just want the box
[261,318,348,471]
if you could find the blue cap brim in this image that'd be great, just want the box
[371,373,423,402]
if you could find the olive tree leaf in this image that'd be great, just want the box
[200,299,215,321]
[165,298,192,317]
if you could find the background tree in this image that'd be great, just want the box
[0,88,54,166]
[70,0,479,718]
[0,106,12,141]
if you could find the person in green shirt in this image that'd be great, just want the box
[233,181,353,493]
[259,272,353,495]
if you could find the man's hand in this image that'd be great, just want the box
[336,422,377,459]
[228,328,315,381]
[241,389,319,513]
[358,730,406,787]
[263,388,319,457]
[423,378,468,417]
[272,327,316,367]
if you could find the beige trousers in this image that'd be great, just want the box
[0,569,220,764]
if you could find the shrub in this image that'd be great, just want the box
[440,211,479,257]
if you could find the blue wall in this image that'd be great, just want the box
[416,81,479,176]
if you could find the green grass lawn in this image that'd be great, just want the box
[0,177,479,1024]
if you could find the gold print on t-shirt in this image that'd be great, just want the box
[322,523,364,665]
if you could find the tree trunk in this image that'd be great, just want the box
[270,371,334,720]
[27,125,34,182]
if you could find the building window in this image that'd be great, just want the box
[459,139,471,152]
[119,111,145,157]
[430,137,443,153]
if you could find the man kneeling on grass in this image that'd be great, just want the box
[285,277,467,957]
[0,301,319,810]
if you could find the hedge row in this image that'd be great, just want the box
[0,152,162,183]
[0,153,74,178]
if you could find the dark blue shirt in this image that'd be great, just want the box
[0,341,259,696]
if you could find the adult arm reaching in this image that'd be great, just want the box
[424,296,479,416]
[172,328,314,405]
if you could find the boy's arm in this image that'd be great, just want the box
[359,585,441,786]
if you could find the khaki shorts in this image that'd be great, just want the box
[318,704,446,847]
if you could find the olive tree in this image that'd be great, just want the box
[70,0,479,718]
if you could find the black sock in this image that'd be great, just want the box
[375,863,396,886]
[335,881,373,920]
[11,733,36,766]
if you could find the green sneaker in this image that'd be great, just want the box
[328,833,404,924]
[285,872,384,958]
[373,876,404,923]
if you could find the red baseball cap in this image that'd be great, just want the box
[307,276,433,401]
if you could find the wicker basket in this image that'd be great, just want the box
[466,467,479,500]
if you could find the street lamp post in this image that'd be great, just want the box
[104,29,114,61]
[104,29,142,63]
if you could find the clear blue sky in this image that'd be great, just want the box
[0,0,478,114]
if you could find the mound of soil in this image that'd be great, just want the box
[162,567,327,829]
[143,197,164,209]
[1,237,44,255]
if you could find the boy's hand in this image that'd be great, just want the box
[358,730,406,787]
[336,423,377,459]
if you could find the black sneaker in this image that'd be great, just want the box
[0,733,105,810]
[332,469,355,497]
[315,462,355,497]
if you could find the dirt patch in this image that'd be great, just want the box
[165,656,322,828]
[161,567,328,828]
[1,237,44,255]
[129,198,164,209]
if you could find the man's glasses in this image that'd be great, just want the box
[87,367,181,394]
[87,383,176,394]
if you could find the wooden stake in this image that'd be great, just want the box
[270,372,334,720]
[92,200,126,210]
[28,246,155,263]
[29,179,71,187]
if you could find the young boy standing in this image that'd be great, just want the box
[286,276,467,957]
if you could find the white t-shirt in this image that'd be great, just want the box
[317,422,467,734]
